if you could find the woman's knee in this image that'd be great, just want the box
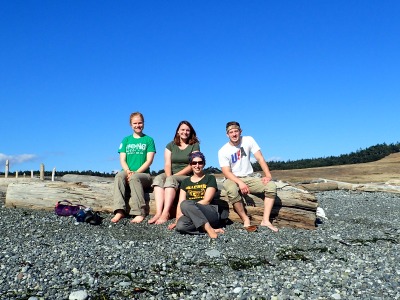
[180,200,194,214]
[164,176,179,189]
[152,173,166,187]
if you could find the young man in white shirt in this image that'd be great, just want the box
[218,121,278,232]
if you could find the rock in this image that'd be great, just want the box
[69,290,88,300]
[205,249,221,258]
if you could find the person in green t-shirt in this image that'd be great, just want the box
[111,112,156,224]
[168,152,225,239]
[148,120,200,225]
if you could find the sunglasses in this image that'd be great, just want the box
[190,161,204,166]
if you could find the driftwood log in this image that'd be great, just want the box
[5,175,318,229]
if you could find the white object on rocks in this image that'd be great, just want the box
[316,207,328,219]
[69,290,88,300]
[205,249,221,258]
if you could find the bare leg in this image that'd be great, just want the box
[111,209,125,223]
[148,186,164,224]
[203,223,225,239]
[233,201,251,227]
[260,197,278,232]
[131,215,145,223]
[155,187,176,224]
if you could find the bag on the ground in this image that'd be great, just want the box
[54,200,83,217]
[75,207,102,225]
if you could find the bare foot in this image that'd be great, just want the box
[260,222,279,232]
[243,219,251,227]
[204,224,224,239]
[147,215,160,224]
[207,231,218,239]
[130,215,145,224]
[155,214,169,225]
[111,212,125,223]
[207,228,225,239]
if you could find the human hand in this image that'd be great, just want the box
[261,177,272,184]
[126,171,134,182]
[238,182,249,195]
[168,223,176,230]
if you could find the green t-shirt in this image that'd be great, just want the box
[179,174,217,201]
[166,141,200,174]
[118,134,156,173]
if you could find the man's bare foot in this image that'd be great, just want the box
[130,215,145,224]
[260,222,279,232]
[155,214,169,225]
[147,215,160,224]
[243,219,251,227]
[111,212,125,223]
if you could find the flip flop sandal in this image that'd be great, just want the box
[244,225,258,232]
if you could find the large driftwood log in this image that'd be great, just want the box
[5,175,318,229]
[295,178,400,194]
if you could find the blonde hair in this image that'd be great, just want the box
[129,112,144,124]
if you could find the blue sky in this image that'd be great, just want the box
[1,0,399,174]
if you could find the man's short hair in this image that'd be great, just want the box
[226,121,241,133]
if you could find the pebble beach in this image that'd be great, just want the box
[0,190,399,300]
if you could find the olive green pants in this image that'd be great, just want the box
[113,171,152,216]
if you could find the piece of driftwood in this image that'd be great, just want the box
[298,182,339,192]
[5,175,318,229]
[295,178,400,194]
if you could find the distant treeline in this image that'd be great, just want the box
[2,142,399,177]
[253,142,400,171]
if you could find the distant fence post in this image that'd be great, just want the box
[31,170,33,178]
[52,167,56,182]
[16,171,18,178]
[5,160,9,178]
[40,163,45,181]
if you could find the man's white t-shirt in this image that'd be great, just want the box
[218,136,260,177]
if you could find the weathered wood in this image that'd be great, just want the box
[298,178,400,194]
[5,176,318,229]
[298,182,339,192]
[5,160,9,178]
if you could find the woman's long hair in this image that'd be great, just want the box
[173,120,200,146]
